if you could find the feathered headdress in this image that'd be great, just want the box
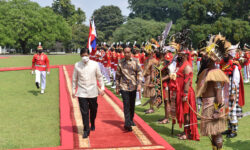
[169,29,192,53]
[203,33,232,61]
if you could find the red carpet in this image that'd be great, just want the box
[1,65,174,150]
[65,65,174,150]
[0,57,9,59]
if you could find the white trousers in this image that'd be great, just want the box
[35,70,47,90]
[244,65,249,81]
[104,67,111,82]
[197,61,201,73]
[112,69,116,82]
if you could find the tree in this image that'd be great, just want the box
[128,0,184,23]
[92,5,124,40]
[173,0,250,48]
[112,18,166,44]
[0,0,72,53]
[223,0,250,21]
[52,0,86,25]
[71,24,89,50]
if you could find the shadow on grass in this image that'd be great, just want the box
[224,139,250,150]
[171,143,196,150]
[28,90,40,96]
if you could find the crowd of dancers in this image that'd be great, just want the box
[88,31,249,150]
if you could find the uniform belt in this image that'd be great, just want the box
[104,61,107,63]
[35,65,46,67]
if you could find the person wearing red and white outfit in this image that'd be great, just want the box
[110,47,117,88]
[31,44,50,94]
[103,47,112,85]
[243,46,250,83]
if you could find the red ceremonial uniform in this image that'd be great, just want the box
[32,53,50,72]
[103,51,110,67]
[243,51,250,66]
[133,53,140,61]
[114,53,121,70]
[111,51,116,69]
[95,51,101,62]
[140,52,145,68]
[165,52,173,62]
[234,52,240,62]
[121,52,125,59]
[100,50,105,64]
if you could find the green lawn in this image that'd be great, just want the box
[0,54,80,149]
[0,54,80,68]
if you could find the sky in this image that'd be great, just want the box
[31,0,130,24]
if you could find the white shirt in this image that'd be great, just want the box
[72,60,104,98]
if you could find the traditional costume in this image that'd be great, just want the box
[196,34,230,150]
[142,44,158,114]
[170,30,200,141]
[220,42,245,138]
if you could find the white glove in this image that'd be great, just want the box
[47,72,50,75]
[31,71,34,75]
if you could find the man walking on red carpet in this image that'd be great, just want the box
[72,48,105,138]
[116,46,143,132]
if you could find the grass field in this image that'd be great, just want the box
[0,54,80,68]
[0,54,249,150]
[0,55,81,149]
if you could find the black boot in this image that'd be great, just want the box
[36,82,40,89]
[82,130,90,138]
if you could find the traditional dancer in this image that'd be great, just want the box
[142,44,158,114]
[31,44,50,94]
[172,30,200,140]
[220,41,245,138]
[196,36,229,149]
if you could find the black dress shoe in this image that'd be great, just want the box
[36,82,40,89]
[91,126,95,131]
[82,130,90,138]
[124,126,132,132]
[222,130,231,135]
[227,132,237,138]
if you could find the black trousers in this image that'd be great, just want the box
[120,90,136,127]
[78,97,98,131]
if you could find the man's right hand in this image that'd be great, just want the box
[116,87,120,95]
[31,71,34,75]
[72,93,76,99]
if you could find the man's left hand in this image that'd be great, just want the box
[47,72,50,75]
[99,90,105,96]
[137,85,141,92]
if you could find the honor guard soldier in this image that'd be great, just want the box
[31,44,50,94]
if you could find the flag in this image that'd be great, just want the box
[87,20,97,53]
